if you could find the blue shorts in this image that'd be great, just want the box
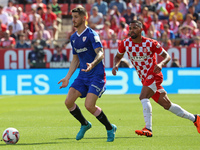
[70,77,106,98]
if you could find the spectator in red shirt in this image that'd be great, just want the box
[128,0,141,16]
[107,33,120,48]
[100,21,114,40]
[32,0,47,13]
[99,34,108,48]
[42,5,57,40]
[0,20,7,39]
[110,15,119,34]
[151,13,164,33]
[137,15,148,35]
[17,7,29,24]
[140,7,152,30]
[117,21,128,40]
[3,0,17,17]
[0,30,16,48]
[23,23,33,40]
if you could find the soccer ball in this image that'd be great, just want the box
[2,128,20,144]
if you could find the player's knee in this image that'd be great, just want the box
[65,98,73,108]
[139,95,148,100]
[161,100,171,110]
[85,103,94,113]
[162,103,171,110]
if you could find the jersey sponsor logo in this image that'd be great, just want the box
[94,36,100,43]
[74,47,88,53]
[131,55,148,61]
[82,36,87,42]
[72,40,75,43]
[91,84,101,92]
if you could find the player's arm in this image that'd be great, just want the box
[58,54,79,89]
[154,49,171,74]
[81,47,104,72]
[112,52,124,76]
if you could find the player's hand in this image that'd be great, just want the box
[112,66,118,76]
[58,78,69,89]
[81,63,93,72]
[153,64,162,74]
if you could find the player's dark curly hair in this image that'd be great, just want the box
[130,20,143,29]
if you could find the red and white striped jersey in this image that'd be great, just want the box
[118,36,163,82]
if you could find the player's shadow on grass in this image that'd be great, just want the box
[56,136,138,141]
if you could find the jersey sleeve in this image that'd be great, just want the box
[118,40,126,54]
[89,31,103,50]
[152,40,163,55]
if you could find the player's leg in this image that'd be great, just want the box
[135,86,154,137]
[85,93,117,142]
[66,83,92,140]
[157,92,195,121]
[85,93,113,130]
[65,87,88,126]
[157,92,200,133]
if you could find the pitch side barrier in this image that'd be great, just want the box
[0,47,200,69]
[0,68,199,95]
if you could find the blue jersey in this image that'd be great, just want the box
[70,27,106,80]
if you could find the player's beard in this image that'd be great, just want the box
[128,32,138,39]
[130,34,138,39]
[73,21,83,28]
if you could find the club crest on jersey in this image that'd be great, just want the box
[147,75,154,80]
[82,36,87,42]
[143,47,148,53]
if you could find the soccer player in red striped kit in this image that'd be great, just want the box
[112,20,200,137]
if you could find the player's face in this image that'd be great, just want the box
[128,23,142,39]
[72,12,84,28]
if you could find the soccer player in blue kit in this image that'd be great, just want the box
[58,6,117,142]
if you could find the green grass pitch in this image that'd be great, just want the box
[0,94,199,150]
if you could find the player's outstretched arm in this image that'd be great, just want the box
[81,47,104,72]
[58,55,80,89]
[112,53,124,76]
[154,49,171,74]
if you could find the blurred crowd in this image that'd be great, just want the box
[88,0,200,48]
[0,0,62,49]
[0,0,200,50]
[66,0,200,48]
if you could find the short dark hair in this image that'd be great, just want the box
[19,33,25,37]
[174,3,179,8]
[130,20,143,28]
[71,6,87,16]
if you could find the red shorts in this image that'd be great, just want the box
[142,72,165,103]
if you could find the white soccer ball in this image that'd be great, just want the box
[2,128,20,144]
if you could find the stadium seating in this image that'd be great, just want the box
[59,3,68,15]
[25,4,32,14]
